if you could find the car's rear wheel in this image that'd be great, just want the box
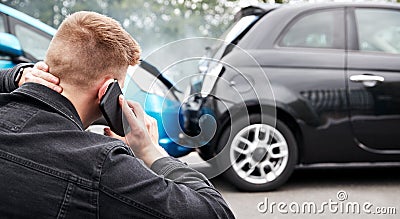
[218,114,297,191]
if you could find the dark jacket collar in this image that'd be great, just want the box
[13,83,84,130]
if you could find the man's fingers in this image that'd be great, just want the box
[145,115,157,130]
[144,115,151,130]
[119,95,138,125]
[20,67,62,93]
[30,68,59,84]
[150,116,157,127]
[104,127,127,143]
[144,115,159,145]
[33,61,49,72]
[126,100,145,121]
[24,72,62,93]
[118,97,145,121]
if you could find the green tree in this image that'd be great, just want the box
[105,0,236,51]
[2,0,237,52]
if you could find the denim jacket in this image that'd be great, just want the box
[0,65,235,219]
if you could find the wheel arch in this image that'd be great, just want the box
[223,102,303,162]
[247,103,303,163]
[198,100,304,162]
[213,102,300,191]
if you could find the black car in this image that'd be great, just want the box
[182,2,400,191]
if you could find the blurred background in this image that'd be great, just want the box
[3,0,398,56]
[1,0,239,55]
[2,1,400,218]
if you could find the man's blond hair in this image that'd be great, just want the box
[45,11,140,88]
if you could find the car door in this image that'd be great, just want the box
[8,15,52,62]
[0,4,55,67]
[0,12,14,68]
[267,7,348,162]
[347,7,400,153]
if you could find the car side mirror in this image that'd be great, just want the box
[0,33,23,57]
[0,33,32,63]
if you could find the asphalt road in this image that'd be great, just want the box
[180,153,400,219]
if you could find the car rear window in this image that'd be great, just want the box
[355,8,400,54]
[280,9,345,49]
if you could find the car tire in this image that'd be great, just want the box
[217,114,298,191]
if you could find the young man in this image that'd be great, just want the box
[0,11,234,218]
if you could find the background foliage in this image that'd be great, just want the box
[1,0,239,53]
[2,0,399,53]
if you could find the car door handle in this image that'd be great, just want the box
[350,74,384,87]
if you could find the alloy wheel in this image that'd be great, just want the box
[230,124,289,184]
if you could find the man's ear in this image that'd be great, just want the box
[97,78,115,103]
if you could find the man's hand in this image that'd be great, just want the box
[106,95,168,167]
[18,62,62,93]
[104,113,160,147]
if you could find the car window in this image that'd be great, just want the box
[280,9,344,49]
[0,14,12,64]
[0,15,5,32]
[355,9,400,54]
[14,23,51,60]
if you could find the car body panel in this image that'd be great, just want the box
[215,48,353,163]
[0,32,22,56]
[345,6,400,153]
[184,2,400,164]
[347,52,400,152]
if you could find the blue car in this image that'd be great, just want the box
[0,3,191,157]
[122,61,193,157]
[0,3,55,68]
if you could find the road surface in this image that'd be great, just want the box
[181,153,400,219]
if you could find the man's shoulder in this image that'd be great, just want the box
[47,130,133,182]
[84,131,130,152]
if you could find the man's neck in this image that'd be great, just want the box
[60,84,101,129]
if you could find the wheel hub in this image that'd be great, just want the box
[251,147,267,163]
[230,123,289,185]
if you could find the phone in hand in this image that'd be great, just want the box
[100,80,126,136]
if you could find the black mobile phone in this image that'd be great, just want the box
[100,80,125,136]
